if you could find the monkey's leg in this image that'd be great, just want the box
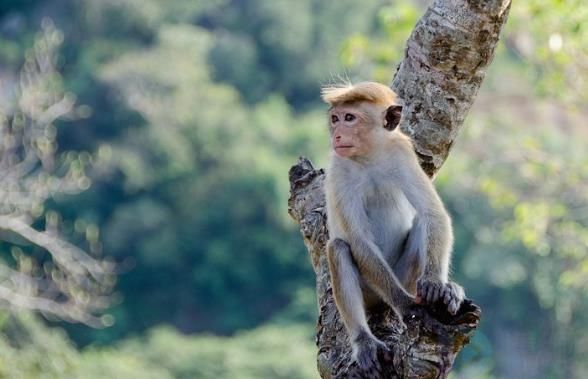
[327,238,388,377]
[349,237,415,317]
[394,220,426,293]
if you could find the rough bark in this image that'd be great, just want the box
[393,0,512,177]
[288,0,511,378]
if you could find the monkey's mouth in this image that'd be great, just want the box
[335,145,353,149]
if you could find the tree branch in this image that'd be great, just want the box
[394,0,512,177]
[0,20,115,327]
[288,0,511,377]
[0,216,113,281]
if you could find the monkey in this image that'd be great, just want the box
[322,81,464,375]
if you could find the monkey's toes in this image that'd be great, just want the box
[351,335,388,379]
[354,352,382,379]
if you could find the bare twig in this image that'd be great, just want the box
[0,19,115,327]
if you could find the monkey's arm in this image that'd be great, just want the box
[396,151,464,313]
[396,172,450,275]
[335,195,414,312]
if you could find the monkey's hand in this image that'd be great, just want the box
[416,279,465,315]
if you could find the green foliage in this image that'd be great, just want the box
[0,313,80,379]
[0,0,39,16]
[506,0,588,105]
[0,312,317,379]
[439,97,588,377]
[1,0,588,378]
[202,0,387,107]
[117,324,317,379]
[340,2,421,82]
[73,22,323,342]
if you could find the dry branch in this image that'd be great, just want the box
[0,20,115,327]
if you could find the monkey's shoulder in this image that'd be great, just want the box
[326,159,363,184]
[386,135,418,159]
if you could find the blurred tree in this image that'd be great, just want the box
[0,21,115,327]
[1,2,585,379]
[202,0,388,108]
[1,0,389,344]
[0,312,174,379]
[441,95,588,378]
[0,0,39,17]
[58,23,324,343]
[503,0,588,106]
[0,311,318,379]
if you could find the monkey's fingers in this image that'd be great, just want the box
[417,280,424,298]
[417,279,431,303]
[425,283,435,303]
[448,297,460,315]
[454,282,465,300]
[434,283,444,303]
[444,282,465,314]
[423,280,443,303]
[416,279,428,300]
[442,286,452,305]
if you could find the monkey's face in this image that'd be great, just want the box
[328,103,378,159]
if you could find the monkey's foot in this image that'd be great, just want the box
[416,279,464,315]
[349,332,391,379]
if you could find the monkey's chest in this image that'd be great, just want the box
[364,184,415,256]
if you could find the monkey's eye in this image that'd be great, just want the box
[331,115,339,123]
[344,113,356,122]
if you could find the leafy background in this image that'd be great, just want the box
[0,0,587,378]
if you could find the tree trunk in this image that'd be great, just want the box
[288,0,511,378]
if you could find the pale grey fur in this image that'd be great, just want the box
[325,116,463,370]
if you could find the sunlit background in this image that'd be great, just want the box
[0,0,587,378]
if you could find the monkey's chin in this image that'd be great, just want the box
[334,146,354,158]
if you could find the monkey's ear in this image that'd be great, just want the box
[384,105,402,131]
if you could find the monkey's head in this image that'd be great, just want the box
[321,82,403,160]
